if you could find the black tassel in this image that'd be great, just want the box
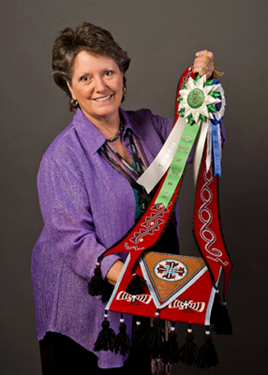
[129,320,142,354]
[164,325,180,364]
[88,264,103,296]
[111,316,129,356]
[126,273,147,295]
[221,300,232,335]
[198,330,218,369]
[210,292,221,323]
[141,316,165,358]
[179,326,199,366]
[211,293,232,335]
[94,314,115,351]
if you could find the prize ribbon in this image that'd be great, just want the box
[154,74,225,207]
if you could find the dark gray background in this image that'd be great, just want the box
[1,1,267,374]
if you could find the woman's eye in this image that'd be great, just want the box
[105,70,114,77]
[81,76,90,82]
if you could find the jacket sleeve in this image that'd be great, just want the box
[37,155,122,282]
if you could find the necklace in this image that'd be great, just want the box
[106,121,124,143]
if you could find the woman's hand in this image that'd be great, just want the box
[193,50,214,80]
[106,260,124,286]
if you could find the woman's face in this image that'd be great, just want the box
[67,51,124,124]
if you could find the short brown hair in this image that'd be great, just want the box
[52,22,131,110]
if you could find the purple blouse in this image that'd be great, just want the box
[31,108,175,369]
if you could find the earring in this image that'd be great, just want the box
[71,99,78,107]
[123,86,127,93]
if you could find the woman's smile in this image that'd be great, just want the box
[92,94,114,102]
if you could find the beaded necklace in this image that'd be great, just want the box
[106,121,124,143]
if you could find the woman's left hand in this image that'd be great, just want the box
[193,50,214,80]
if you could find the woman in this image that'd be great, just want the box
[31,22,216,374]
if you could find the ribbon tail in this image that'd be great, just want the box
[193,121,208,185]
[206,121,212,173]
[217,122,222,159]
[212,122,221,177]
[137,116,186,193]
[155,121,199,207]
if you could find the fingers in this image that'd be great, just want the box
[195,50,213,59]
[193,50,214,79]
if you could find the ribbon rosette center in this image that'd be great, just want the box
[187,88,204,109]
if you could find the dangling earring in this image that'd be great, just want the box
[71,99,78,107]
[123,86,127,93]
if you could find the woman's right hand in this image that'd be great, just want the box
[193,50,214,80]
[106,260,124,286]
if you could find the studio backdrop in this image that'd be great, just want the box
[0,1,267,374]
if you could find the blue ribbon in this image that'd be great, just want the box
[211,116,221,177]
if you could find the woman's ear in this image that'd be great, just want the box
[66,81,76,100]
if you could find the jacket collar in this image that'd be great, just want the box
[72,108,145,155]
[119,108,145,141]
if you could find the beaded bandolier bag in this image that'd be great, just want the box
[89,66,232,373]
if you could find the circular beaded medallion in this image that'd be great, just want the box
[154,259,188,282]
[187,88,204,109]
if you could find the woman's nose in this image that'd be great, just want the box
[94,77,106,92]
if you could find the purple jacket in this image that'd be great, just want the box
[31,108,174,368]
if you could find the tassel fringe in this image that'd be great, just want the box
[198,330,218,369]
[164,325,180,364]
[88,264,103,296]
[111,317,129,355]
[129,320,142,354]
[211,293,233,335]
[94,314,115,351]
[141,316,165,358]
[126,273,147,295]
[179,327,199,366]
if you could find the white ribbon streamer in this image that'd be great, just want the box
[193,121,209,184]
[206,121,212,173]
[137,116,186,193]
[217,122,222,159]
